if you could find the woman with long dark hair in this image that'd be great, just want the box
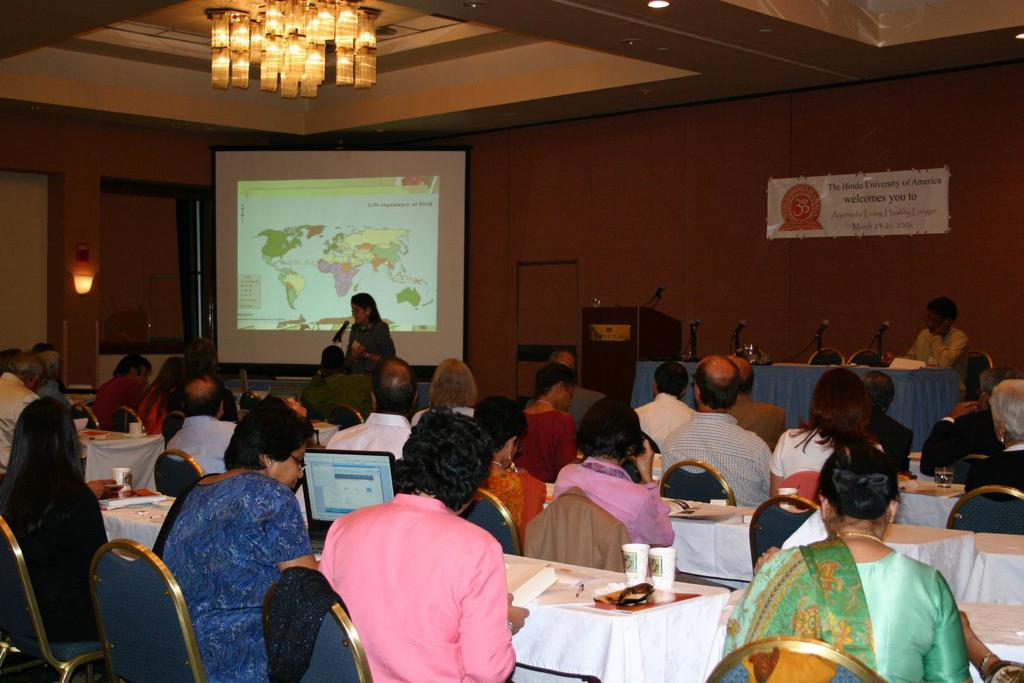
[0,398,108,641]
[137,356,185,434]
[769,367,875,495]
[346,293,395,375]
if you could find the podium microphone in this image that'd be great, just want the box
[642,285,665,308]
[331,320,350,344]
[685,319,701,361]
[873,320,890,356]
[814,319,830,352]
[731,319,747,353]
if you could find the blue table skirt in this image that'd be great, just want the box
[630,362,959,451]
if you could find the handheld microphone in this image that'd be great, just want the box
[332,320,350,344]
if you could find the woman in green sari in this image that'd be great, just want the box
[724,442,970,683]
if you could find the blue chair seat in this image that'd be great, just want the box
[10,634,101,661]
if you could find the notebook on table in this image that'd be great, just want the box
[302,448,396,552]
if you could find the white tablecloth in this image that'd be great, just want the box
[961,603,1024,682]
[81,431,165,489]
[962,533,1024,605]
[896,482,963,528]
[506,555,731,682]
[101,501,171,549]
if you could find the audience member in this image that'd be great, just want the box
[965,379,1024,492]
[346,292,396,376]
[515,362,578,483]
[0,398,109,641]
[325,357,416,458]
[635,361,693,451]
[728,356,786,450]
[475,396,545,537]
[34,350,69,408]
[300,345,372,420]
[167,376,237,474]
[662,356,770,507]
[863,371,913,472]
[30,342,65,393]
[411,357,477,426]
[920,367,1023,475]
[553,399,673,546]
[92,353,151,430]
[137,356,186,435]
[884,296,969,391]
[770,367,874,496]
[0,347,22,374]
[163,399,316,682]
[549,349,604,427]
[319,409,524,682]
[174,338,238,422]
[0,352,43,469]
[726,442,969,682]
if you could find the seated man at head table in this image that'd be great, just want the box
[965,379,1024,492]
[0,352,44,471]
[661,355,771,508]
[728,356,786,451]
[635,360,694,452]
[920,367,1023,476]
[882,296,969,393]
[167,375,237,475]
[299,345,372,421]
[92,353,152,430]
[325,357,417,459]
[862,371,912,473]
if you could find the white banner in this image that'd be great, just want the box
[767,167,949,239]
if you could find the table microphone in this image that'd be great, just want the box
[814,319,830,352]
[731,320,746,352]
[332,320,350,344]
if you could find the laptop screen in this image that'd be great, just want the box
[303,449,396,529]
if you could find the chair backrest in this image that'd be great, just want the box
[748,496,819,568]
[523,488,630,571]
[239,390,262,411]
[708,637,883,683]
[71,402,99,429]
[111,405,141,433]
[846,348,881,366]
[778,470,821,500]
[461,489,521,555]
[162,410,186,443]
[620,458,643,484]
[154,449,205,498]
[327,403,364,429]
[302,603,373,683]
[90,540,206,682]
[952,454,988,485]
[808,348,844,366]
[660,460,737,506]
[964,350,994,401]
[947,485,1024,534]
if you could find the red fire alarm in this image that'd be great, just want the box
[75,243,90,264]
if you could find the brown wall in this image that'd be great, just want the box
[0,113,261,384]
[454,62,1024,398]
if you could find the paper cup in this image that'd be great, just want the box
[128,422,144,437]
[649,547,676,590]
[112,467,132,489]
[777,487,799,497]
[73,418,87,432]
[622,543,650,586]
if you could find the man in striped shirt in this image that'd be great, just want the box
[661,356,771,508]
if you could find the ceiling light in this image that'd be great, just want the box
[648,1,670,8]
[1016,32,1024,39]
[759,28,773,33]
[462,1,487,7]
[207,2,381,99]
[620,39,642,47]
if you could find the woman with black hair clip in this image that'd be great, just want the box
[346,292,396,375]
[319,408,527,682]
[725,441,969,682]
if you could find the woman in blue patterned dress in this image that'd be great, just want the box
[163,398,316,682]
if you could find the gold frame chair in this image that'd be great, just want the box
[748,495,819,568]
[161,409,187,439]
[112,405,143,432]
[846,348,882,366]
[947,484,1024,531]
[807,347,845,365]
[660,460,737,506]
[470,488,522,555]
[327,402,365,426]
[154,449,205,496]
[0,517,103,683]
[262,583,374,683]
[89,539,206,682]
[70,401,99,429]
[708,636,883,683]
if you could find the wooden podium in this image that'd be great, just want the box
[580,307,682,403]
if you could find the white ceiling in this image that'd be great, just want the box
[1,0,1022,142]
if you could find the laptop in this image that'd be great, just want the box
[302,448,396,551]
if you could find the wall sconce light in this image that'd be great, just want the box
[73,273,94,295]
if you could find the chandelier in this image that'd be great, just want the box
[207,2,381,98]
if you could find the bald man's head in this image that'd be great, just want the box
[549,350,576,371]
[730,356,755,395]
[694,355,740,412]
[372,357,417,415]
[184,375,223,417]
